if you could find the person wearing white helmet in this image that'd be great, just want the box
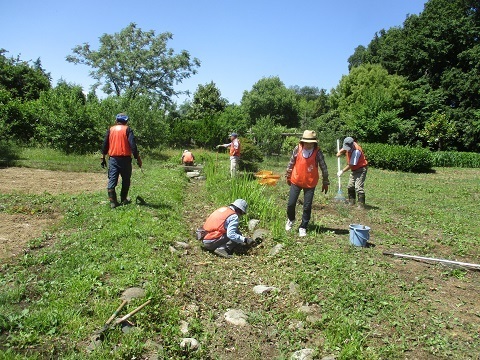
[201,199,254,258]
[101,113,142,209]
[181,149,195,166]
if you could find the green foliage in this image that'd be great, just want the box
[187,81,227,120]
[241,76,299,127]
[66,23,200,102]
[431,151,480,168]
[418,111,458,151]
[362,143,433,172]
[350,0,480,151]
[0,50,51,101]
[33,81,101,154]
[238,137,263,173]
[281,136,300,155]
[0,139,21,166]
[251,116,287,155]
[332,64,410,144]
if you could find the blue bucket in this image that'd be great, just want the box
[349,224,370,247]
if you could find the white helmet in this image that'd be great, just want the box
[231,199,248,214]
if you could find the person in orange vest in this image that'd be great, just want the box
[201,199,254,258]
[181,150,195,166]
[336,136,368,209]
[101,113,142,209]
[285,130,330,237]
[217,133,240,177]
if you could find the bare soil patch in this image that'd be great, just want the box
[0,167,106,261]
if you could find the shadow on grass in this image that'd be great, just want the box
[135,196,174,210]
[310,224,350,235]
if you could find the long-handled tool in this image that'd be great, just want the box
[334,139,346,202]
[95,299,151,337]
[383,252,480,270]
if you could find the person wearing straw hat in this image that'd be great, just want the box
[285,130,330,237]
[336,136,368,209]
[201,199,254,258]
[217,132,241,177]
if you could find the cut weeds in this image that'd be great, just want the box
[0,150,479,359]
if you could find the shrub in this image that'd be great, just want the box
[362,143,433,173]
[281,136,300,155]
[431,151,480,168]
[239,137,263,173]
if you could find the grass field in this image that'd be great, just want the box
[0,148,479,359]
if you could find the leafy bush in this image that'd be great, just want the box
[431,151,480,168]
[281,136,300,155]
[362,143,433,173]
[238,137,263,173]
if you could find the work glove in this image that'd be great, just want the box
[216,145,222,149]
[137,156,143,168]
[244,237,255,245]
[101,159,107,169]
[286,178,291,186]
[321,184,328,194]
[337,170,344,177]
[286,169,292,186]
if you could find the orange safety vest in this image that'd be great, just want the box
[203,207,236,240]
[291,144,319,188]
[230,139,241,157]
[183,151,194,162]
[346,143,368,171]
[108,124,132,157]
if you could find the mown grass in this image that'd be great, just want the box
[1,148,479,359]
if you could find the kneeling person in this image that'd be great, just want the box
[202,199,254,258]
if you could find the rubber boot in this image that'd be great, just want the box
[348,188,356,206]
[357,193,365,209]
[108,189,119,209]
[120,187,131,205]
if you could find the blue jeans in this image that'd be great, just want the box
[287,184,315,229]
[107,157,132,197]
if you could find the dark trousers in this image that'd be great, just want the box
[287,184,316,229]
[107,157,132,194]
[202,235,238,253]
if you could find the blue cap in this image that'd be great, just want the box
[116,113,129,123]
[229,132,238,137]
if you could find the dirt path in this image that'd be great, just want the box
[0,167,106,260]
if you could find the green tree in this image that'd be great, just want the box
[418,111,458,151]
[0,50,51,101]
[332,64,410,143]
[251,115,286,155]
[188,81,227,120]
[66,23,201,102]
[34,81,101,154]
[241,76,299,127]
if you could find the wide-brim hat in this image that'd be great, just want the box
[342,137,355,151]
[301,130,317,143]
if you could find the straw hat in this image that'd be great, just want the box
[301,130,317,143]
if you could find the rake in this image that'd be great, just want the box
[334,139,346,202]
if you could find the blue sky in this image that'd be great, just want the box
[1,0,427,105]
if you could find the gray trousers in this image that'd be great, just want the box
[347,166,368,195]
[203,235,239,252]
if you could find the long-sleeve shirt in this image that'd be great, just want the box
[286,145,330,185]
[224,207,246,244]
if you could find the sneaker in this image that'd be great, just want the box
[299,228,307,237]
[285,219,294,231]
[214,248,232,259]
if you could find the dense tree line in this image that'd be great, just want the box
[1,0,478,156]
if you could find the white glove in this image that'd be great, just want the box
[337,170,344,177]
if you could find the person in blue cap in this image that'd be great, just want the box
[101,113,142,208]
[217,132,241,177]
